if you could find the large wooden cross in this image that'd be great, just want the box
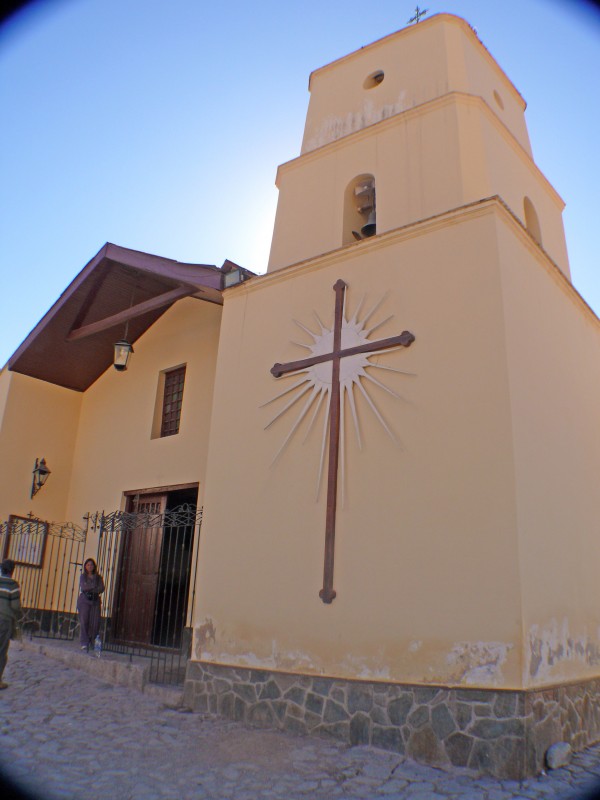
[270,280,415,604]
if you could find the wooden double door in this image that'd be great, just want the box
[114,488,196,647]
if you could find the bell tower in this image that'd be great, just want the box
[192,13,600,779]
[268,13,569,278]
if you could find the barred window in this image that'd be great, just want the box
[160,366,186,437]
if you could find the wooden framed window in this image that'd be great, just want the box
[160,366,186,437]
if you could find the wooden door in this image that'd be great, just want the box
[114,494,166,645]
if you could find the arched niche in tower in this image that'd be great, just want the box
[343,174,376,246]
[523,196,542,246]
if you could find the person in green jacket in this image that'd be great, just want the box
[0,559,22,690]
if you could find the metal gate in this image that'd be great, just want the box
[0,515,86,639]
[90,504,202,684]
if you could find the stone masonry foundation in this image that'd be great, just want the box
[184,661,600,779]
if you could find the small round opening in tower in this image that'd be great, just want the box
[364,70,384,90]
[493,90,504,110]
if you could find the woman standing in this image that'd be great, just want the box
[77,558,104,651]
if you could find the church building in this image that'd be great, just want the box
[1,14,599,778]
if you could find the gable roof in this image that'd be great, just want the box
[8,243,246,392]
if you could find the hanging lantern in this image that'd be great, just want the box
[113,339,134,371]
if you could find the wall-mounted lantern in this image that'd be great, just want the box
[223,266,244,289]
[113,339,134,371]
[31,458,51,498]
[221,260,253,290]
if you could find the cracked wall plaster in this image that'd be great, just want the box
[446,641,512,685]
[528,619,600,682]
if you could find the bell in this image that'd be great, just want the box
[361,210,376,238]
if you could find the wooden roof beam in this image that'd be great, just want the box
[66,286,196,342]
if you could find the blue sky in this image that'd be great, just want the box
[1,0,599,369]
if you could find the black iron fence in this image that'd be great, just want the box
[0,506,202,685]
[1,515,86,638]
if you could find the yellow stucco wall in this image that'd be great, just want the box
[496,217,600,686]
[64,297,222,525]
[196,198,600,690]
[0,298,221,554]
[196,200,530,688]
[0,368,82,523]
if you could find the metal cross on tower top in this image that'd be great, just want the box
[408,6,428,24]
[270,280,415,604]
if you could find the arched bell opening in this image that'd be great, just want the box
[343,174,376,246]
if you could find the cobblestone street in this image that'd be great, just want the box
[2,642,600,800]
